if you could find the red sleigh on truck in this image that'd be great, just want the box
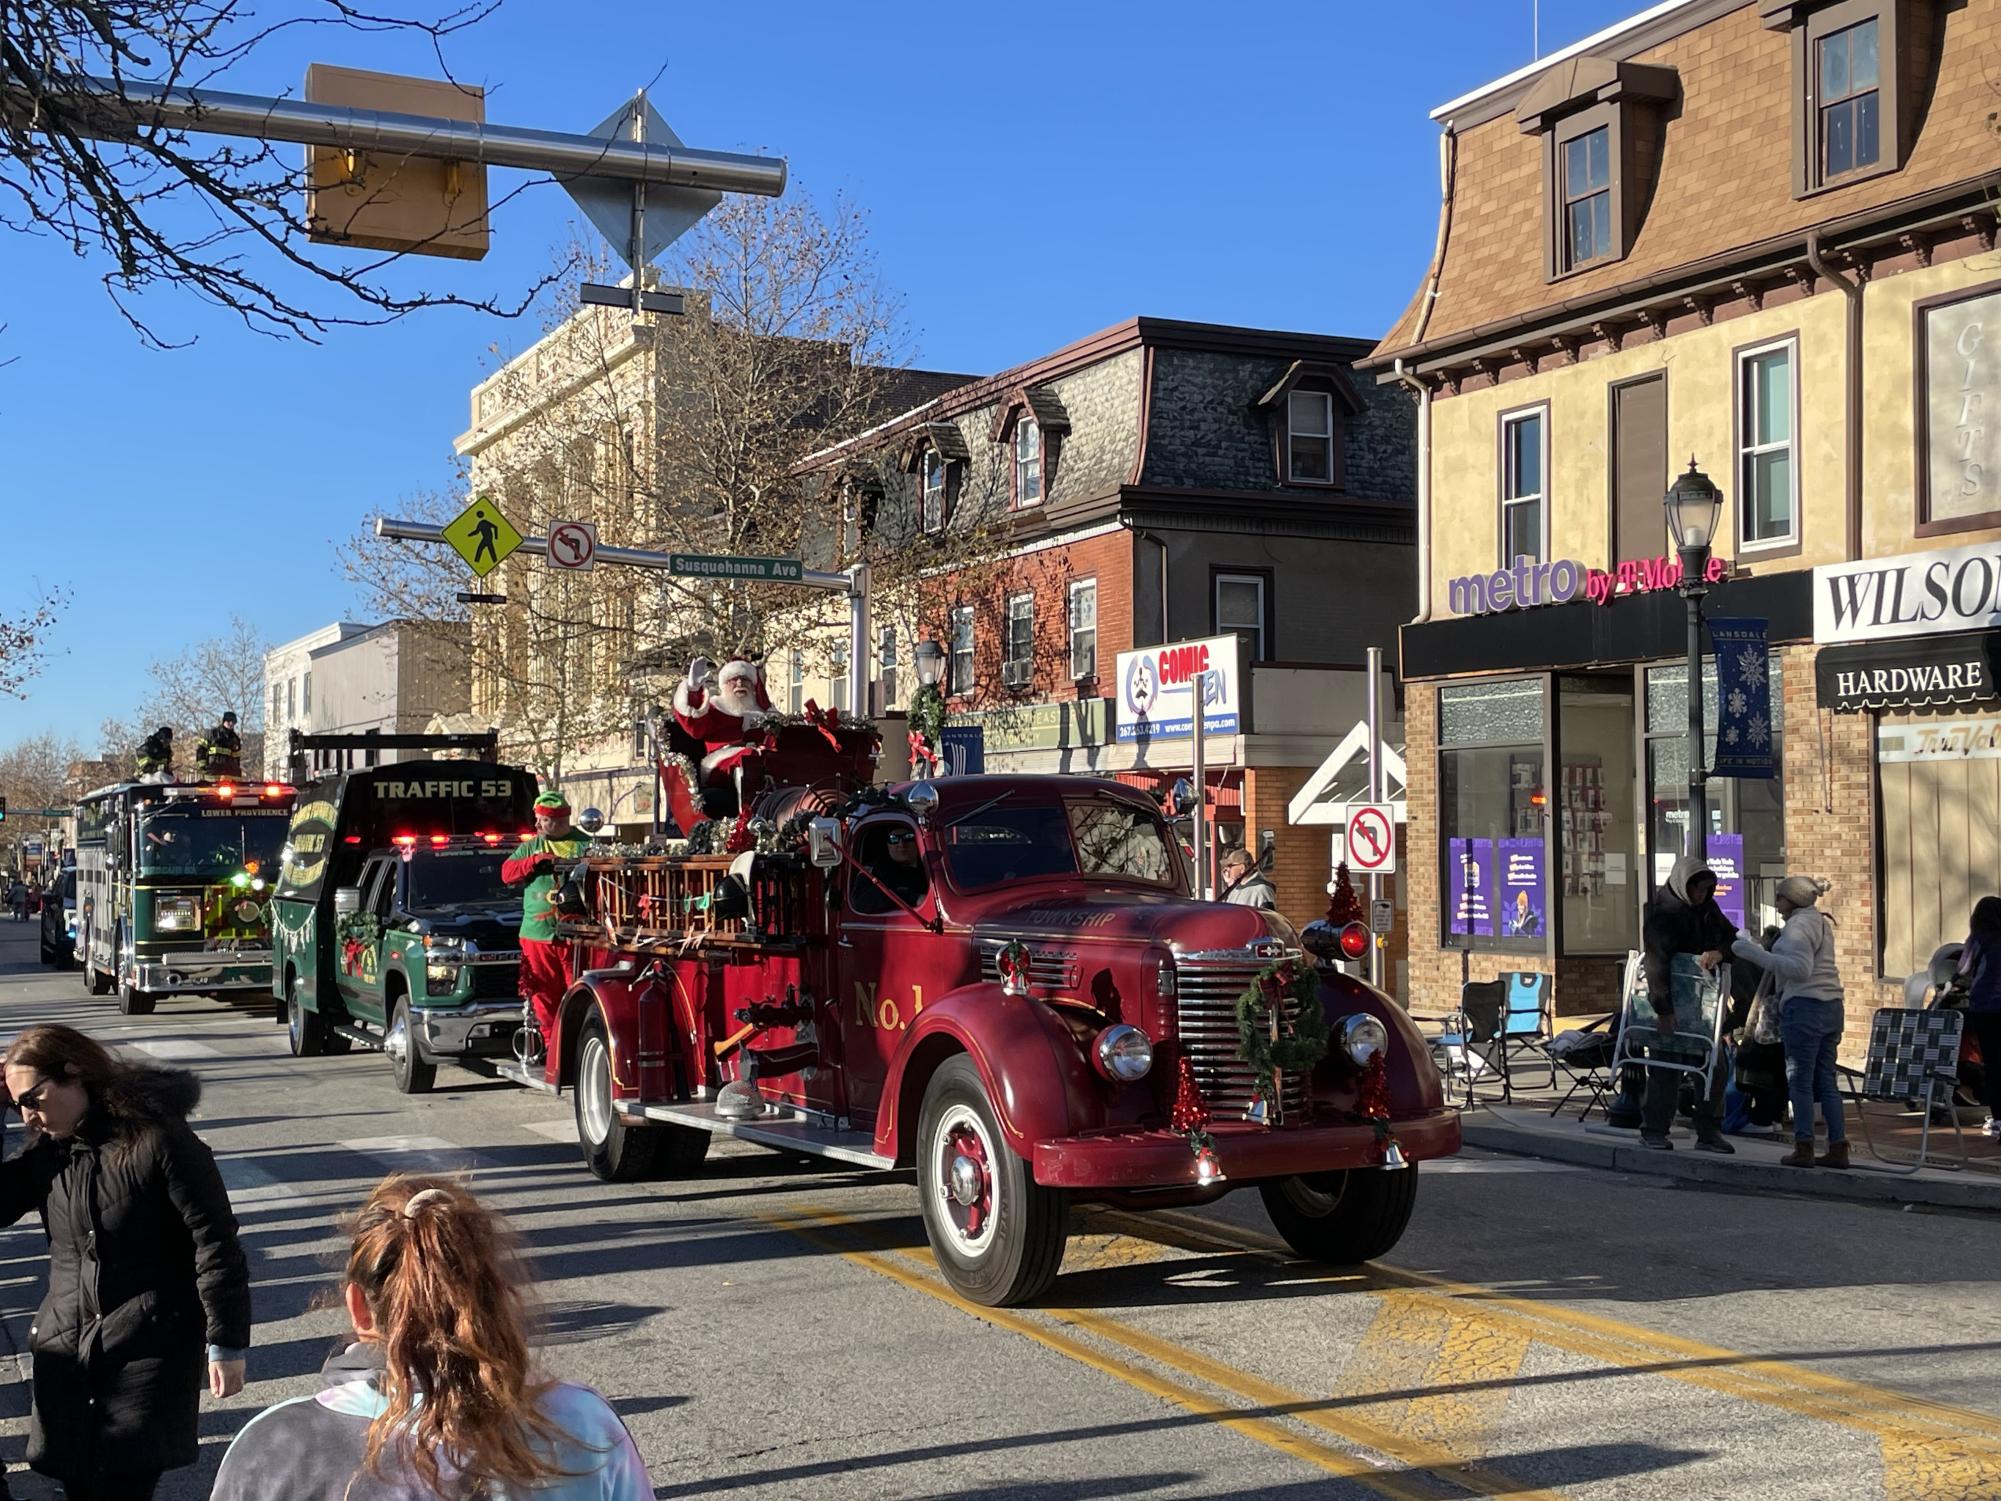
[520,714,1459,1306]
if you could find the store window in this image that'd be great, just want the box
[1878,713,2001,979]
[1438,678,1548,951]
[1556,674,1640,953]
[1643,659,1785,927]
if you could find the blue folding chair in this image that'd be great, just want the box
[1472,972,1554,1102]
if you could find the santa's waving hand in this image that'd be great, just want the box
[673,655,773,789]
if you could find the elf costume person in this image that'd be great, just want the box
[501,791,591,1046]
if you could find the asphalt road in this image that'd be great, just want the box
[0,918,1994,1501]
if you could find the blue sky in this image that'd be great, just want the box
[0,0,1639,748]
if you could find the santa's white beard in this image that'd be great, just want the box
[715,680,764,720]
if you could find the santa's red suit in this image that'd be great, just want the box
[672,657,772,789]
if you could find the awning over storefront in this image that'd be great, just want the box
[1401,570,1813,680]
[1287,721,1407,825]
[1815,629,2001,712]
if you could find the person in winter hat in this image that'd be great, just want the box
[0,1024,250,1499]
[502,792,590,1057]
[1637,854,1740,1153]
[1732,875,1848,1168]
[212,1175,651,1501]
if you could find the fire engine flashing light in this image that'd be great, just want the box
[481,832,502,845]
[343,835,363,844]
[214,784,236,800]
[263,783,289,798]
[392,835,418,848]
[1338,922,1371,960]
[429,834,449,846]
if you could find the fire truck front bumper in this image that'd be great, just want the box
[1030,1108,1462,1190]
[134,952,272,995]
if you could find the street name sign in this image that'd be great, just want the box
[668,553,804,583]
[547,520,598,572]
[442,498,524,578]
[1344,803,1397,874]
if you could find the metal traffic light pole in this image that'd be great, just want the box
[373,518,872,716]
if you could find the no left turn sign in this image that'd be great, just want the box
[1344,803,1396,874]
[547,519,598,572]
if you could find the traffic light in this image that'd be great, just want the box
[0,796,9,823]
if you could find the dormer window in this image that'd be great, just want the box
[1562,126,1613,267]
[922,451,947,533]
[900,420,968,537]
[1014,418,1042,507]
[1256,361,1363,488]
[1760,0,1919,197]
[1287,390,1335,483]
[1516,56,1677,282]
[991,387,1067,511]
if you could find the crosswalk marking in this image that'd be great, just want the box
[119,1037,222,1060]
[215,1156,315,1214]
[522,1118,576,1143]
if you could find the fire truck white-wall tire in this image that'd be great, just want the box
[1258,1166,1419,1266]
[916,1056,1066,1308]
[575,1012,662,1183]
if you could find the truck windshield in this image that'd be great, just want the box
[408,850,513,911]
[942,798,1177,891]
[137,811,289,876]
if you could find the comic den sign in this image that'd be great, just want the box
[1114,636,1242,743]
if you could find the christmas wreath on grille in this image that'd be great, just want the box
[1234,959,1330,1108]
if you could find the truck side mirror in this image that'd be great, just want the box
[807,818,844,869]
[333,886,362,917]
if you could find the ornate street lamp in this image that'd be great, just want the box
[909,638,947,778]
[1664,459,1724,860]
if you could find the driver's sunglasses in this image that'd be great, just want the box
[13,1081,52,1113]
[886,832,913,846]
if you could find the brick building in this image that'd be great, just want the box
[797,317,1416,935]
[1366,0,2001,1047]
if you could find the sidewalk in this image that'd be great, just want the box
[1455,1069,2001,1213]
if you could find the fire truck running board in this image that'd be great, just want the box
[490,1059,559,1094]
[627,1101,893,1169]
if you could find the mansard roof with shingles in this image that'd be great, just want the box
[1370,0,2001,367]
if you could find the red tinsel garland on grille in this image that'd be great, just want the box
[1352,1051,1401,1165]
[1170,1052,1224,1184]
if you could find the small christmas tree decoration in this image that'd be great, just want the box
[1170,1052,1224,1184]
[1325,861,1364,929]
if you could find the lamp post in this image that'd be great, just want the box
[911,638,947,778]
[1664,459,1724,861]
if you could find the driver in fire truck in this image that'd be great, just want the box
[502,792,592,1049]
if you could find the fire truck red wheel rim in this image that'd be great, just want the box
[934,1104,995,1255]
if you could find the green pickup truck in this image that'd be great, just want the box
[269,738,539,1092]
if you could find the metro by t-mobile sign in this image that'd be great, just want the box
[1448,552,1730,617]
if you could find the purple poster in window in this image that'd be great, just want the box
[1708,834,1747,930]
[1498,838,1545,939]
[1448,837,1496,938]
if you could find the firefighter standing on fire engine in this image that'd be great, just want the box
[502,792,590,1049]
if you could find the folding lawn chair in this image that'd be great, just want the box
[1854,1007,1967,1174]
[1474,971,1554,1100]
[1547,1013,1619,1119]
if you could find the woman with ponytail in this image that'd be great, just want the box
[213,1175,652,1500]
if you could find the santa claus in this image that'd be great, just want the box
[672,655,772,795]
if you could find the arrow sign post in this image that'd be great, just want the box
[1344,803,1397,876]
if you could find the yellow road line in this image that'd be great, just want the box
[774,1205,1566,1501]
[1117,1208,2001,1454]
[752,1208,1439,1500]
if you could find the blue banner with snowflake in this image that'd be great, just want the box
[1708,617,1774,778]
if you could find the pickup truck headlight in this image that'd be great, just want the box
[424,936,467,994]
[1093,1024,1153,1082]
[155,896,197,932]
[1339,1013,1388,1066]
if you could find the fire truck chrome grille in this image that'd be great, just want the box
[978,941,1079,991]
[1175,949,1310,1119]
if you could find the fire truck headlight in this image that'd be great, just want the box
[155,897,197,932]
[1339,1013,1389,1067]
[231,900,261,925]
[1093,1024,1153,1083]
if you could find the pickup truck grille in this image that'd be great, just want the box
[1176,949,1310,1121]
[471,963,522,1000]
[978,941,1080,992]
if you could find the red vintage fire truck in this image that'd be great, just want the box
[517,722,1458,1307]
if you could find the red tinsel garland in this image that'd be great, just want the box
[908,730,939,773]
[1170,1052,1224,1184]
[1352,1051,1401,1165]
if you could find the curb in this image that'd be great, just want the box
[1460,1114,2001,1212]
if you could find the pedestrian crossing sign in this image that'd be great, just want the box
[442,497,523,578]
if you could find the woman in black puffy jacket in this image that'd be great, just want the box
[0,1024,251,1500]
